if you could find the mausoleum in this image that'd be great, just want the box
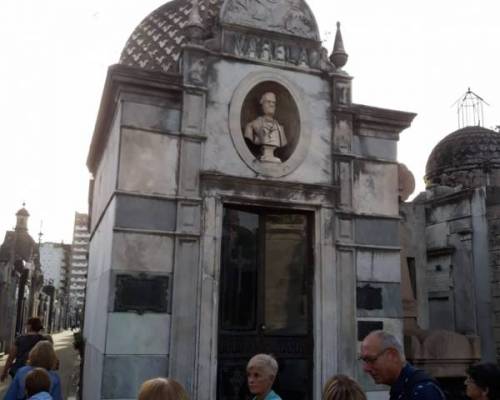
[84,1,415,399]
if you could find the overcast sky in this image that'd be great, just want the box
[1,0,499,243]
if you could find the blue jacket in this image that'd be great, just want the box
[390,364,445,400]
[28,392,53,400]
[253,390,282,400]
[4,366,62,400]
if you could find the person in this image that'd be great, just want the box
[465,362,500,400]
[246,354,282,400]
[323,374,366,400]
[137,377,189,400]
[4,341,62,400]
[25,367,53,400]
[244,92,287,163]
[1,317,47,381]
[360,330,445,400]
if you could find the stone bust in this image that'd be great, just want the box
[244,92,287,163]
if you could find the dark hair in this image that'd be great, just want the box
[25,367,51,397]
[467,363,500,399]
[27,317,43,332]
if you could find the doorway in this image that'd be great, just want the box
[217,206,314,400]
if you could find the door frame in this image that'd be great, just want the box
[194,196,341,400]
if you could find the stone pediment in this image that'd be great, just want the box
[221,0,320,41]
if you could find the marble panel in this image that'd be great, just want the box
[102,355,168,399]
[182,92,206,135]
[366,391,389,400]
[179,140,201,197]
[122,101,181,133]
[118,128,179,196]
[338,161,352,208]
[87,198,116,281]
[425,223,449,249]
[337,248,356,376]
[83,270,111,353]
[356,250,401,283]
[338,217,353,241]
[92,107,121,232]
[169,238,200,393]
[112,232,174,273]
[177,202,201,234]
[427,200,471,224]
[352,161,398,216]
[82,343,103,400]
[115,195,176,232]
[106,313,171,355]
[352,135,397,161]
[355,219,399,247]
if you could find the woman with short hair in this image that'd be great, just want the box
[4,341,62,400]
[465,363,500,400]
[246,354,282,400]
[137,378,189,400]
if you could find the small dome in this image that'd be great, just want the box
[120,0,222,74]
[425,126,500,187]
[16,207,30,217]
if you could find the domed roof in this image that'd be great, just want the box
[425,126,500,186]
[120,0,222,74]
[119,0,321,74]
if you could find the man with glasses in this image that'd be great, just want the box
[360,330,445,400]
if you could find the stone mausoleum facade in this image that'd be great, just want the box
[84,1,415,399]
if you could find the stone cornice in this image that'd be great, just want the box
[86,64,182,174]
[352,103,417,139]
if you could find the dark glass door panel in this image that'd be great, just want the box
[218,207,313,400]
[220,209,259,331]
[264,214,308,335]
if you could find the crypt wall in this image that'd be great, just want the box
[83,0,416,399]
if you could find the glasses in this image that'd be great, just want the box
[358,348,389,364]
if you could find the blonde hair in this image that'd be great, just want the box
[138,378,189,400]
[247,354,278,379]
[28,341,57,371]
[323,375,366,400]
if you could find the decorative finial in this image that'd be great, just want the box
[330,21,348,70]
[186,0,204,44]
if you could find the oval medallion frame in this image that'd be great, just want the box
[229,71,311,178]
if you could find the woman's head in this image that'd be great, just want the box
[27,317,43,333]
[28,341,57,370]
[246,354,278,397]
[323,375,366,400]
[466,363,500,400]
[137,378,188,400]
[25,367,51,397]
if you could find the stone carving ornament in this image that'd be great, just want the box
[244,92,287,163]
[222,0,319,41]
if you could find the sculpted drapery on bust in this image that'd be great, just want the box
[244,92,288,163]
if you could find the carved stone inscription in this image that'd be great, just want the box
[222,0,319,40]
[114,274,169,314]
[223,31,331,70]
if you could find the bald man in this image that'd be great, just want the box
[360,331,445,400]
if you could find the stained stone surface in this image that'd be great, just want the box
[102,355,168,398]
[115,195,177,232]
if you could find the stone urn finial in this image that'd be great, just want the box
[330,21,348,70]
[186,0,204,44]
